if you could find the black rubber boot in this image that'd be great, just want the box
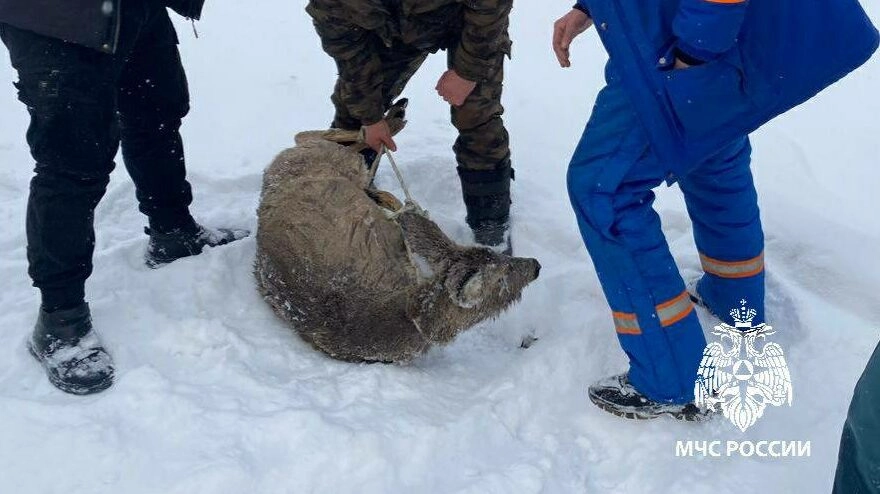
[588,374,710,421]
[458,164,513,254]
[145,223,250,268]
[28,303,114,395]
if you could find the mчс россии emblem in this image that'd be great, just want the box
[695,301,793,431]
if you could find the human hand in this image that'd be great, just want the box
[553,8,593,68]
[363,120,397,152]
[436,69,477,107]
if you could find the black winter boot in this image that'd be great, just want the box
[28,303,114,395]
[472,218,512,254]
[145,223,249,268]
[588,374,710,421]
[459,165,513,254]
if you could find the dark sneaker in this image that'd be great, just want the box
[28,303,114,395]
[145,224,249,268]
[588,373,710,421]
[473,219,512,255]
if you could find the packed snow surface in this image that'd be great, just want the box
[1,2,879,493]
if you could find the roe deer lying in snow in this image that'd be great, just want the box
[255,103,540,363]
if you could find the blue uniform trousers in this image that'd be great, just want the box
[567,67,765,403]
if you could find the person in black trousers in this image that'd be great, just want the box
[0,0,248,395]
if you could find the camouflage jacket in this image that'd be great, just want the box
[306,0,512,125]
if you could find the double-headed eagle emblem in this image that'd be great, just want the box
[694,301,793,432]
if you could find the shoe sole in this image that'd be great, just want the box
[145,250,202,270]
[145,232,247,269]
[588,392,708,422]
[28,342,114,396]
[589,394,655,420]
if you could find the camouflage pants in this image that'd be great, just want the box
[331,42,512,231]
[331,43,510,170]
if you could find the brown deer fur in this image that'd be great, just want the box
[255,125,540,363]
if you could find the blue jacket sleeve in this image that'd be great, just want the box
[673,0,749,62]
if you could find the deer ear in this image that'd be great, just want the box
[450,270,485,309]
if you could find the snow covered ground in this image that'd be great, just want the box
[1,2,879,493]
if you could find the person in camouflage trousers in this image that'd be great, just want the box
[306,0,514,249]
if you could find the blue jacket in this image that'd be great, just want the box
[579,0,879,176]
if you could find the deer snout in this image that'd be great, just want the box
[512,257,541,282]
